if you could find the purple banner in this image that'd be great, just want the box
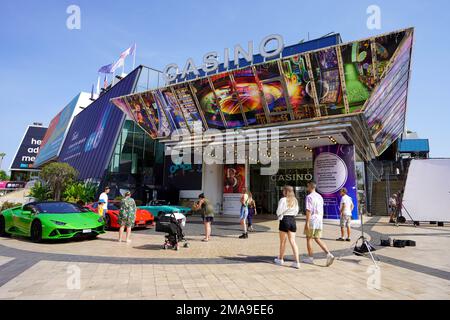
[313,144,358,220]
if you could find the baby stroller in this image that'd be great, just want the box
[155,212,189,250]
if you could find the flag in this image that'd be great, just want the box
[111,57,124,73]
[120,44,136,59]
[98,63,113,74]
[111,44,137,73]
[103,75,108,89]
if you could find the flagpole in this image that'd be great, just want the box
[96,74,100,95]
[133,44,136,70]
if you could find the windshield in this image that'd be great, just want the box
[108,204,119,210]
[92,203,119,210]
[35,202,85,214]
[151,200,167,206]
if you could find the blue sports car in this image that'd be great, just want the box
[139,200,192,218]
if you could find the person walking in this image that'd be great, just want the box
[239,188,249,239]
[274,186,301,269]
[336,188,354,242]
[98,186,110,216]
[97,199,106,218]
[193,193,214,242]
[303,181,335,267]
[118,191,136,243]
[247,192,257,232]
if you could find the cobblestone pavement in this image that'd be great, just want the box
[0,215,449,300]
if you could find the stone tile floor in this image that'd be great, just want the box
[0,215,449,300]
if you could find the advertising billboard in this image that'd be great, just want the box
[223,164,246,215]
[111,28,412,159]
[34,92,91,167]
[191,77,227,129]
[281,54,316,120]
[224,164,246,194]
[364,32,413,154]
[59,67,141,181]
[313,144,358,220]
[10,125,47,171]
[340,40,375,112]
[232,67,268,125]
[310,47,344,115]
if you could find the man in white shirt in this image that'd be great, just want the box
[303,181,335,267]
[98,186,110,215]
[337,188,354,242]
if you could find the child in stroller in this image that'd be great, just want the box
[155,212,189,250]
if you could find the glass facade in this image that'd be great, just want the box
[105,120,164,203]
[250,161,313,214]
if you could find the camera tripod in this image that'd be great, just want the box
[338,211,379,268]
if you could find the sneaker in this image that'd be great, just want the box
[345,238,351,242]
[274,258,284,266]
[302,257,314,265]
[326,253,335,267]
[239,233,248,239]
[291,262,300,269]
[126,239,132,244]
[336,237,345,241]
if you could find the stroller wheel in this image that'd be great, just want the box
[174,245,179,251]
[163,244,168,250]
[184,242,190,248]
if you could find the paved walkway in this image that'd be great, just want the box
[0,215,449,300]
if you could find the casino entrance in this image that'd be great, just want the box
[249,160,312,215]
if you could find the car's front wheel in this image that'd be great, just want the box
[30,220,42,243]
[0,215,11,237]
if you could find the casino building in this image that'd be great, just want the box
[34,28,414,218]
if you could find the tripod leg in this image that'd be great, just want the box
[364,240,379,268]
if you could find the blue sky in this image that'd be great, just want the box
[0,0,449,171]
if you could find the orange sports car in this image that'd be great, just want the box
[85,200,154,230]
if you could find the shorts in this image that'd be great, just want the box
[118,213,135,228]
[279,216,297,233]
[240,206,248,220]
[202,216,214,223]
[304,228,322,239]
[340,215,352,228]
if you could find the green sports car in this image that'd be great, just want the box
[0,201,105,242]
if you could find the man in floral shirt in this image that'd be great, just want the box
[118,191,136,243]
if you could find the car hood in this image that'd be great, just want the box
[38,212,103,228]
[169,205,190,211]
